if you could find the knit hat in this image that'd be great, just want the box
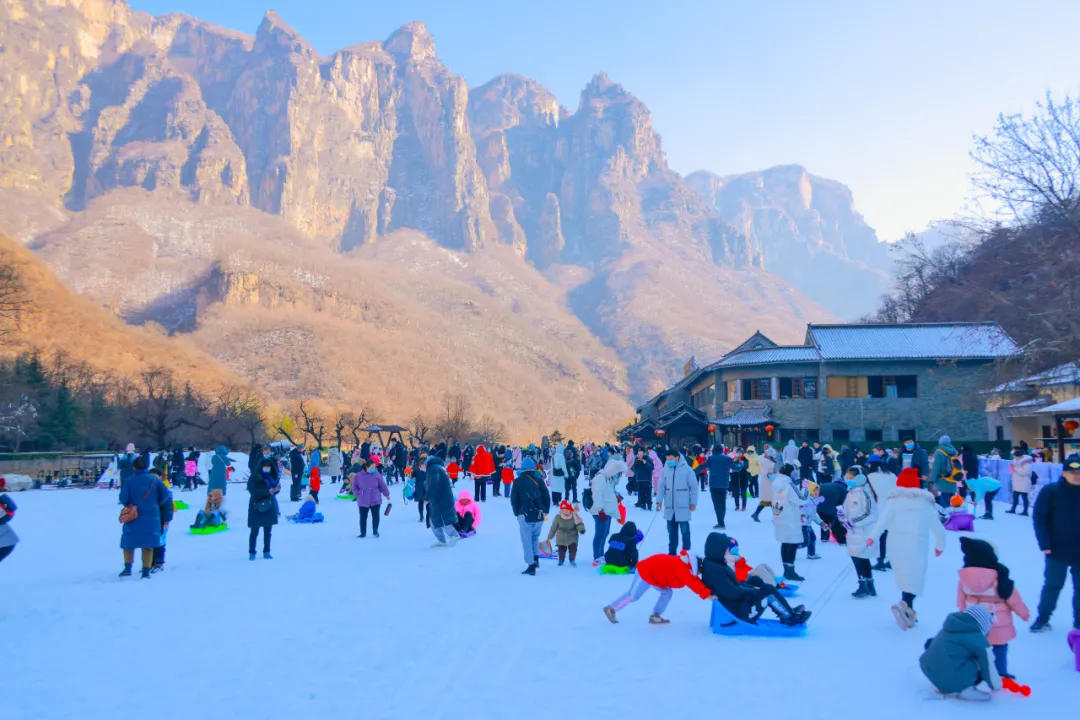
[520,458,538,472]
[867,453,883,464]
[896,467,921,489]
[939,435,951,446]
[950,494,964,508]
[963,605,995,636]
[559,500,574,513]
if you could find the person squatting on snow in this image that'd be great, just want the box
[352,459,390,538]
[246,456,281,560]
[511,458,552,576]
[657,447,698,556]
[698,532,810,626]
[424,454,460,548]
[454,489,482,535]
[956,536,1029,679]
[772,464,807,582]
[601,521,640,574]
[603,550,714,624]
[0,493,19,564]
[118,456,170,579]
[919,605,1001,701]
[869,466,946,630]
[840,467,879,598]
[546,500,585,566]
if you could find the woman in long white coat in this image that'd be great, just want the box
[771,464,807,582]
[841,468,879,598]
[869,467,945,630]
[550,443,568,505]
[750,447,778,522]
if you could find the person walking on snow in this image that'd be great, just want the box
[352,459,390,538]
[550,443,568,507]
[328,447,343,485]
[869,467,946,630]
[782,439,799,467]
[469,444,496,503]
[424,455,460,548]
[657,447,698,556]
[750,446,777,522]
[289,446,306,502]
[246,456,280,560]
[771,464,806,582]
[118,456,169,578]
[511,458,552,576]
[1030,453,1080,632]
[841,468,879,598]
[706,444,734,529]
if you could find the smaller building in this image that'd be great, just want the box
[984,362,1080,455]
[621,323,1018,449]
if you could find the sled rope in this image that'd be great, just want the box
[805,563,853,625]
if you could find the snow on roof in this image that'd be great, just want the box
[988,362,1080,393]
[712,405,772,426]
[807,323,1018,360]
[715,346,820,367]
[1039,397,1080,414]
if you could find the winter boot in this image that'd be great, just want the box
[852,579,872,598]
[891,601,916,630]
[558,558,565,566]
[522,564,537,576]
[263,552,273,560]
[750,507,762,522]
[570,560,577,567]
[119,563,133,578]
[603,605,619,624]
[249,553,257,561]
[866,578,877,596]
[783,563,805,582]
[954,687,992,702]
[1030,618,1051,633]
[139,567,151,579]
[649,613,670,625]
[872,559,891,571]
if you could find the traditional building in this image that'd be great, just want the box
[984,362,1080,454]
[620,323,1018,449]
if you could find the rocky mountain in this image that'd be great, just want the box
[0,0,831,437]
[686,165,891,318]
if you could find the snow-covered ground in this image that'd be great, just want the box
[3,485,1075,720]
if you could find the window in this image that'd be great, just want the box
[865,429,883,442]
[691,384,715,411]
[832,429,851,442]
[727,380,739,402]
[826,376,867,399]
[779,428,819,443]
[868,375,918,399]
[995,426,1005,441]
[899,429,917,442]
[778,377,818,399]
[1041,425,1052,440]
[718,382,729,403]
[741,378,772,401]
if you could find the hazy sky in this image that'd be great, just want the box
[130,0,1080,240]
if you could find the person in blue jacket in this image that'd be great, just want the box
[119,456,169,579]
[1030,453,1080,632]
[209,445,231,496]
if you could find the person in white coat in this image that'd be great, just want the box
[771,464,806,581]
[550,443,568,506]
[327,447,343,485]
[657,448,699,555]
[841,467,879,598]
[782,440,799,466]
[866,454,897,571]
[589,455,624,566]
[869,466,946,630]
[1006,450,1033,515]
[750,446,778,522]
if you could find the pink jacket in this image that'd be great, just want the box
[957,567,1030,645]
[455,490,482,528]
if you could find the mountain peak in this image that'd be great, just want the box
[256,9,313,54]
[385,22,436,63]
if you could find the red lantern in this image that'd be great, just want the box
[655,429,666,437]
[765,424,775,433]
[1065,419,1079,434]
[707,425,717,433]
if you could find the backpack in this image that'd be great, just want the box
[936,450,964,484]
[582,487,594,511]
[403,477,415,501]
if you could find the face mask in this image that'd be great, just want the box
[905,442,914,450]
[666,460,677,468]
[846,479,857,488]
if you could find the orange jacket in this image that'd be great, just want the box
[635,554,711,598]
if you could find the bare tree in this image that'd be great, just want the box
[123,368,215,448]
[435,393,472,443]
[469,414,506,447]
[293,401,327,449]
[0,394,37,452]
[0,253,28,336]
[408,413,432,447]
[214,385,266,448]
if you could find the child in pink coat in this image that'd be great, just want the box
[454,490,482,534]
[957,536,1030,679]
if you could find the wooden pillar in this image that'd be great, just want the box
[1056,415,1066,463]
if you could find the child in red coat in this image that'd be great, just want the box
[603,550,714,624]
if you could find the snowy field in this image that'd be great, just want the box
[3,485,1076,720]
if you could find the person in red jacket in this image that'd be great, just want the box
[603,550,714,624]
[469,445,496,503]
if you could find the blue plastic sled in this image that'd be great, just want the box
[709,600,806,637]
[288,513,325,523]
[779,583,798,597]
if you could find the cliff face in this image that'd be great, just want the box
[1,0,833,422]
[686,165,891,318]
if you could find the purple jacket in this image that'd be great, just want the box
[352,470,390,508]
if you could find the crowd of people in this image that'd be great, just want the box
[5,430,1075,702]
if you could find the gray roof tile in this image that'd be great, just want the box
[715,346,820,367]
[808,323,1017,360]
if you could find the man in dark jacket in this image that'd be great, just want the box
[413,450,429,526]
[699,532,806,625]
[288,446,305,502]
[491,445,504,498]
[900,438,930,484]
[817,480,848,544]
[838,445,855,475]
[565,443,582,503]
[706,445,734,529]
[511,458,552,576]
[797,442,815,481]
[1030,454,1080,632]
[425,456,459,547]
[632,449,654,510]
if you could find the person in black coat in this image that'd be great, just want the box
[565,443,582,504]
[288,446,305,502]
[797,442,815,481]
[170,447,186,490]
[425,456,459,545]
[449,442,462,463]
[248,444,263,476]
[603,521,640,570]
[838,445,855,475]
[412,451,430,527]
[817,480,848,544]
[491,445,505,498]
[699,532,807,625]
[960,445,979,493]
[1031,454,1080,631]
[247,459,280,560]
[632,449,654,510]
[511,459,552,575]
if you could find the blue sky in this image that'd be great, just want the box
[129,0,1080,240]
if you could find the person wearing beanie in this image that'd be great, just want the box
[929,434,960,507]
[511,456,552,575]
[546,500,585,566]
[841,467,879,598]
[957,537,1029,678]
[869,466,946,629]
[919,605,1001,700]
[1030,453,1080,633]
[603,550,715,625]
[866,453,897,570]
[698,532,810,626]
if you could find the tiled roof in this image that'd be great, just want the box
[808,323,1018,360]
[1039,397,1080,414]
[715,346,820,367]
[657,403,709,429]
[988,363,1080,393]
[713,405,773,426]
